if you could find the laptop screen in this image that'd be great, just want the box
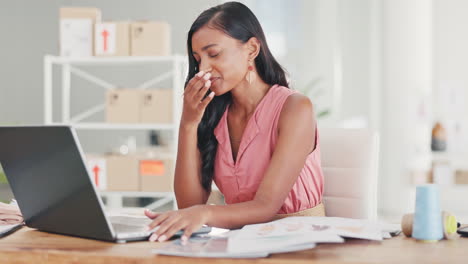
[0,126,114,241]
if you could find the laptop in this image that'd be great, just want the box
[0,126,211,243]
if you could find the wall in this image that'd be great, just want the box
[0,0,218,153]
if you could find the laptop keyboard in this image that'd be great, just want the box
[109,215,152,226]
[112,223,146,233]
[108,215,212,239]
[109,215,152,235]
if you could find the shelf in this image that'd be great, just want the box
[99,191,176,210]
[45,54,186,65]
[99,191,174,198]
[432,151,468,160]
[53,122,177,130]
[43,54,185,209]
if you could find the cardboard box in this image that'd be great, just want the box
[106,154,139,191]
[95,22,130,56]
[85,154,107,190]
[139,158,174,192]
[455,170,468,184]
[140,89,173,123]
[130,21,171,56]
[106,89,141,123]
[59,7,101,57]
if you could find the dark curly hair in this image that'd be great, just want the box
[186,1,289,192]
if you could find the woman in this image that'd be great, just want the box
[145,1,324,243]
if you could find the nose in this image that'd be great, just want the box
[199,61,212,72]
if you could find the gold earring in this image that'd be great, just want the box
[246,64,255,84]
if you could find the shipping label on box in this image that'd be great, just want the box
[130,21,171,56]
[139,158,174,192]
[106,89,141,123]
[95,23,116,55]
[140,160,165,176]
[87,156,107,190]
[95,22,130,56]
[140,89,173,123]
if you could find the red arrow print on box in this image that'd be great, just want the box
[101,29,109,52]
[93,165,100,186]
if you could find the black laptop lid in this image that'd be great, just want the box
[0,126,114,241]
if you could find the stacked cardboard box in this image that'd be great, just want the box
[105,88,173,123]
[139,154,174,192]
[141,89,173,123]
[106,154,140,191]
[106,88,141,123]
[455,170,468,184]
[95,22,130,56]
[85,147,174,192]
[130,21,171,56]
[59,7,101,57]
[86,154,107,190]
[60,7,171,57]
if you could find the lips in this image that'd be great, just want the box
[210,77,221,83]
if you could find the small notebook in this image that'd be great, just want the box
[0,224,22,238]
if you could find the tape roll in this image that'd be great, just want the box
[401,211,458,239]
[442,211,458,240]
[401,213,413,237]
[412,185,444,241]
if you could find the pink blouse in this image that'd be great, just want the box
[213,84,324,214]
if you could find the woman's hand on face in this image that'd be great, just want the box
[144,205,210,244]
[181,71,215,127]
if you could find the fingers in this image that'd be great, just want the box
[150,214,180,241]
[193,79,211,102]
[144,209,160,219]
[147,212,171,231]
[181,225,198,245]
[156,220,187,243]
[184,71,209,97]
[146,207,207,244]
[190,72,211,98]
[199,91,215,109]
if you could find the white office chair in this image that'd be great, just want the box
[319,128,379,220]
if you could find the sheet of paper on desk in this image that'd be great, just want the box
[228,231,341,254]
[233,216,386,242]
[281,217,385,241]
[153,236,316,258]
[0,224,22,237]
[153,237,267,258]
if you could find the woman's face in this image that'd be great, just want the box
[191,26,250,95]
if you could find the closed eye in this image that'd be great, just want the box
[195,54,219,64]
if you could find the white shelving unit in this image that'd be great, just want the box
[100,191,176,211]
[43,54,187,211]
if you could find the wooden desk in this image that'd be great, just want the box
[0,227,465,263]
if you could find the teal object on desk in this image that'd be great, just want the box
[412,184,443,241]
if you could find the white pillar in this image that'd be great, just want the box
[379,0,433,218]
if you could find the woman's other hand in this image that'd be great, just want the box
[181,71,215,127]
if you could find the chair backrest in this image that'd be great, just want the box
[319,128,379,220]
